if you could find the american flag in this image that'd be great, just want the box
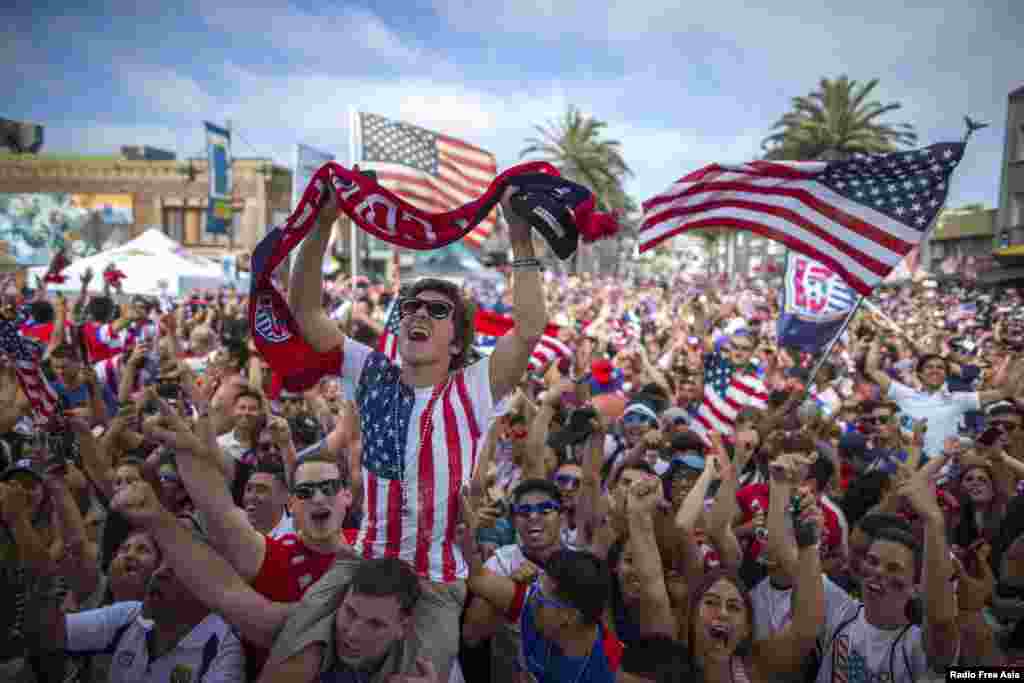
[354,346,485,582]
[473,309,570,373]
[357,112,498,249]
[0,317,60,422]
[639,143,966,295]
[377,297,402,363]
[691,351,769,444]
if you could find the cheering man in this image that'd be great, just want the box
[269,186,546,682]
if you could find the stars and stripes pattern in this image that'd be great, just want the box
[358,112,499,249]
[0,317,60,422]
[639,142,966,295]
[473,309,570,372]
[691,351,769,444]
[377,297,402,363]
[353,346,485,582]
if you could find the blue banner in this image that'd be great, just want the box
[292,143,335,210]
[205,122,232,235]
[777,252,859,352]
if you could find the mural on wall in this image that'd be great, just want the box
[0,193,133,265]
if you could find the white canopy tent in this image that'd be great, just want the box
[30,229,225,296]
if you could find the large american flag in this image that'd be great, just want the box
[353,346,484,582]
[691,351,769,444]
[357,112,499,249]
[0,317,60,422]
[639,143,966,295]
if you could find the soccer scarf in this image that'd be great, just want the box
[250,161,614,392]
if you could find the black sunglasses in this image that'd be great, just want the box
[400,298,454,320]
[292,478,345,500]
[510,501,560,517]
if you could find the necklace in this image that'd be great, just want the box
[395,376,450,512]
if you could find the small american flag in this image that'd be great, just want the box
[358,112,498,249]
[640,142,966,295]
[473,309,570,373]
[692,351,768,444]
[0,317,60,422]
[377,297,402,363]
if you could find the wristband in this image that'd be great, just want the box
[511,257,543,271]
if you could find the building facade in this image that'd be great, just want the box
[0,152,293,265]
[991,85,1024,283]
[925,206,996,277]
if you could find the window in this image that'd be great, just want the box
[162,207,184,242]
[1017,123,1024,162]
[1012,193,1024,228]
[175,207,232,247]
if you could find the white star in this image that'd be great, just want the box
[930,198,940,207]
[943,149,954,159]
[912,203,922,212]
[915,216,927,226]
[895,206,907,216]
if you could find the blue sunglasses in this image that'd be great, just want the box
[510,501,560,517]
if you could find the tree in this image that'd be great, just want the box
[761,76,917,162]
[521,106,634,272]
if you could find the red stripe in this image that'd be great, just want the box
[643,194,899,274]
[703,393,734,429]
[437,134,495,160]
[438,159,493,195]
[439,150,497,177]
[375,181,452,212]
[362,473,378,560]
[640,215,875,295]
[376,170,471,209]
[440,381,462,582]
[455,372,481,442]
[414,392,438,576]
[385,479,402,558]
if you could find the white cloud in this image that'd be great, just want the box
[197,1,429,64]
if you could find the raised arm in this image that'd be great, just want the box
[488,194,546,403]
[625,477,677,637]
[288,189,345,354]
[144,397,268,581]
[45,466,101,599]
[113,480,292,647]
[865,337,893,396]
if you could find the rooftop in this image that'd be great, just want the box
[931,207,996,241]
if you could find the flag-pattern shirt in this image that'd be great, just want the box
[691,351,769,444]
[340,338,495,583]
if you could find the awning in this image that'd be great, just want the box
[995,245,1024,258]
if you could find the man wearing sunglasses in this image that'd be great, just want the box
[463,479,568,682]
[282,185,546,681]
[838,400,913,476]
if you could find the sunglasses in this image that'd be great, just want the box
[158,472,181,485]
[399,298,454,320]
[989,420,1022,432]
[623,413,656,426]
[510,501,560,517]
[860,415,894,426]
[292,478,344,500]
[730,344,754,353]
[555,474,581,490]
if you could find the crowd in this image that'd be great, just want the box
[0,195,1023,683]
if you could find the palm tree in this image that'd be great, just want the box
[761,76,917,162]
[521,106,634,272]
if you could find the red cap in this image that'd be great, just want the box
[592,359,613,384]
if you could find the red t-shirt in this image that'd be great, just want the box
[245,529,358,678]
[735,483,843,561]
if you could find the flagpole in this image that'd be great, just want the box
[802,295,865,395]
[349,107,359,282]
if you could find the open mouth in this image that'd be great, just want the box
[707,623,732,646]
[311,509,331,524]
[864,579,885,598]
[408,326,430,342]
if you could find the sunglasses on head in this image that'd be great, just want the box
[555,474,581,490]
[292,478,344,500]
[400,298,454,320]
[511,501,560,517]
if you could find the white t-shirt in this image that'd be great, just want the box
[750,575,850,641]
[64,602,244,683]
[269,512,295,539]
[216,431,251,463]
[815,593,943,683]
[886,381,980,457]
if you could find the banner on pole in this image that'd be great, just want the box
[292,144,335,210]
[777,252,859,353]
[204,122,232,235]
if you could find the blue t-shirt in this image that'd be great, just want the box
[54,381,118,419]
[518,583,621,683]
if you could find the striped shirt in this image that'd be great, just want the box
[340,338,495,583]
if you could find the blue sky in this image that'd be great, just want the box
[5,0,1022,213]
